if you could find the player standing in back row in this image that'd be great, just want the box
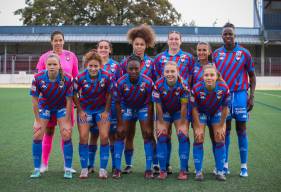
[213,23,256,177]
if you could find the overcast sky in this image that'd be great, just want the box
[0,0,253,27]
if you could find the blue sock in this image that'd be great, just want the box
[79,143,89,169]
[88,145,97,168]
[237,130,248,164]
[153,144,158,165]
[215,142,226,172]
[166,137,172,168]
[144,140,153,171]
[225,129,231,164]
[193,142,203,173]
[63,139,73,169]
[100,143,109,169]
[114,140,124,171]
[157,135,168,171]
[110,145,115,169]
[124,149,134,166]
[32,140,42,169]
[177,133,190,171]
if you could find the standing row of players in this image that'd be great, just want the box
[30,22,256,181]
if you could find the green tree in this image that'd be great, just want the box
[15,0,181,25]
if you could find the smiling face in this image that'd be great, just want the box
[164,62,178,85]
[168,32,182,52]
[203,67,217,89]
[133,37,146,57]
[97,41,111,58]
[127,60,140,82]
[46,56,60,78]
[197,43,210,63]
[222,27,235,47]
[51,34,64,54]
[87,59,101,78]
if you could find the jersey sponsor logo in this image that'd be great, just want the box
[152,91,160,99]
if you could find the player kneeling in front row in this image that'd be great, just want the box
[191,64,230,181]
[153,61,190,180]
[74,51,112,179]
[113,55,154,179]
[30,53,74,179]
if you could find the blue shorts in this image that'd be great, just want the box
[199,110,222,125]
[78,111,111,125]
[122,106,148,121]
[39,108,66,120]
[163,111,181,123]
[227,91,248,122]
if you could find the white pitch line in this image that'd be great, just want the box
[256,92,281,98]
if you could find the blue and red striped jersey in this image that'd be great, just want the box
[191,81,230,115]
[74,69,112,114]
[192,60,205,86]
[153,49,195,84]
[152,77,189,114]
[102,58,122,83]
[30,70,73,110]
[213,43,255,92]
[115,73,153,109]
[120,54,155,81]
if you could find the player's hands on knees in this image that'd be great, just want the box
[215,127,225,141]
[78,109,87,122]
[100,111,109,124]
[177,126,188,136]
[33,120,41,130]
[194,128,204,142]
[157,126,167,137]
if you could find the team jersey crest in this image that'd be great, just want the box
[180,54,187,63]
[235,51,242,61]
[140,82,146,92]
[199,91,206,100]
[219,52,225,60]
[100,78,105,88]
[152,90,160,99]
[145,60,151,67]
[194,66,200,73]
[161,55,167,63]
[124,84,129,92]
[216,90,223,99]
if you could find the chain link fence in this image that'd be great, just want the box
[0,54,280,76]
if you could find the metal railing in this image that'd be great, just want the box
[0,54,281,76]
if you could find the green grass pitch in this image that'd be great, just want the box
[0,89,280,192]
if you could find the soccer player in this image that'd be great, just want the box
[213,23,256,177]
[112,55,154,179]
[87,41,121,174]
[153,31,195,173]
[74,51,112,179]
[191,64,230,181]
[152,61,190,180]
[36,31,78,173]
[119,24,158,174]
[30,53,74,179]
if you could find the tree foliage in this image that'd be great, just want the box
[15,0,181,25]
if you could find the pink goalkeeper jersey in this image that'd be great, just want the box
[36,50,79,78]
